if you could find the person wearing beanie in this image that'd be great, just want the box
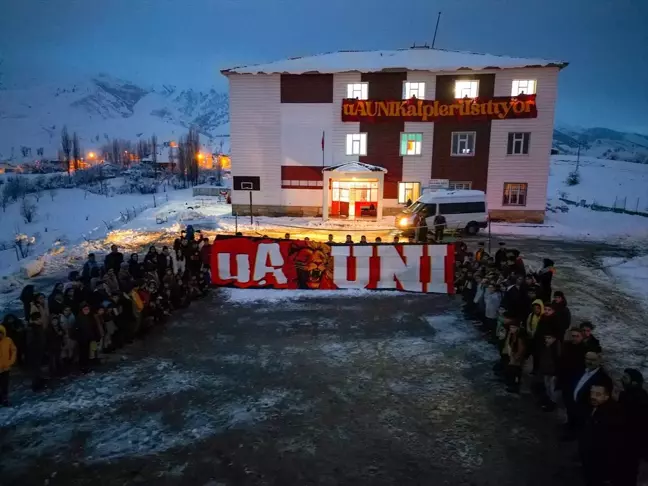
[0,324,17,406]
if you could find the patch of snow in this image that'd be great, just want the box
[602,255,648,304]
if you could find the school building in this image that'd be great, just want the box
[221,47,567,222]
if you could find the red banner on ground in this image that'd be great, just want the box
[211,238,455,294]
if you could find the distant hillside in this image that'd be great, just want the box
[553,126,648,164]
[0,74,229,160]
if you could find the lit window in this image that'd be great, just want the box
[347,83,368,100]
[449,181,472,190]
[454,80,479,99]
[503,183,528,206]
[346,133,367,156]
[398,182,421,204]
[400,133,423,156]
[451,132,476,156]
[507,132,530,155]
[511,79,536,96]
[403,82,426,99]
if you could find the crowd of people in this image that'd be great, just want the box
[0,226,212,406]
[455,240,648,486]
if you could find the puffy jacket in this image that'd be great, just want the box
[0,325,18,371]
[525,299,545,337]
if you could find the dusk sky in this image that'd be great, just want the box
[2,0,647,134]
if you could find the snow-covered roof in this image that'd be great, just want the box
[222,48,568,75]
[323,162,388,173]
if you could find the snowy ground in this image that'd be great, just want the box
[0,290,583,486]
[2,237,648,485]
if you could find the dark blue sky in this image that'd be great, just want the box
[2,0,647,133]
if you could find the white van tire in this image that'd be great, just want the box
[466,222,479,235]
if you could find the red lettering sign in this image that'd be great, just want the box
[211,238,455,294]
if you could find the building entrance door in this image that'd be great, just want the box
[330,180,378,219]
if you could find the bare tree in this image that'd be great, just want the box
[20,197,37,223]
[1,185,10,212]
[48,188,58,201]
[61,126,72,176]
[176,138,187,187]
[184,127,200,186]
[151,134,158,178]
[111,139,121,166]
[72,132,81,171]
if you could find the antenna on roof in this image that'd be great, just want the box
[432,12,442,48]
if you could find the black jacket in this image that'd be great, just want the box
[583,335,602,353]
[104,252,124,274]
[571,368,611,411]
[558,341,586,387]
[552,301,571,338]
[579,400,625,482]
[618,387,648,459]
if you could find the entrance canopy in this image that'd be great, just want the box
[322,162,387,220]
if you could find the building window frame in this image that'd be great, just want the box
[502,182,528,206]
[403,82,426,99]
[449,181,472,190]
[454,80,479,99]
[400,133,423,156]
[398,182,421,204]
[451,131,476,157]
[507,132,531,155]
[511,79,537,96]
[346,82,368,100]
[346,133,367,156]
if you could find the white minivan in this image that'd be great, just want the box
[395,190,488,235]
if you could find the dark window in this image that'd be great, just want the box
[507,132,531,155]
[439,202,486,214]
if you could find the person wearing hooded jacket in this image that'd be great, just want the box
[0,324,17,406]
[525,299,545,338]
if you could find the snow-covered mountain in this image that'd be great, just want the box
[0,74,229,160]
[553,126,648,164]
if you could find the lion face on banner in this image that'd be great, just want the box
[289,241,334,289]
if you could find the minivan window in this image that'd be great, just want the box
[438,202,485,214]
[407,202,436,215]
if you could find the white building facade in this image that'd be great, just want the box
[222,48,567,222]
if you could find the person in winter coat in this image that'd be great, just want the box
[432,213,446,242]
[75,302,96,373]
[579,376,625,486]
[128,253,143,280]
[102,268,120,294]
[129,283,145,335]
[82,253,100,282]
[0,326,16,406]
[0,324,17,406]
[536,258,555,303]
[144,262,160,288]
[558,328,587,397]
[2,314,26,366]
[157,246,173,279]
[502,275,528,321]
[47,315,65,377]
[30,293,50,330]
[184,225,196,242]
[171,249,187,276]
[475,242,486,262]
[617,368,648,484]
[494,242,507,267]
[104,245,124,274]
[144,246,159,268]
[118,263,134,292]
[580,321,602,353]
[91,307,106,361]
[27,311,47,391]
[501,321,527,393]
[537,333,561,411]
[63,287,80,315]
[551,291,571,340]
[525,299,545,338]
[20,284,35,321]
[483,283,502,334]
[200,239,212,267]
[472,274,486,318]
[59,306,77,364]
[48,283,64,309]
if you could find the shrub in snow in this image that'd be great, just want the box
[20,197,38,223]
[565,170,581,186]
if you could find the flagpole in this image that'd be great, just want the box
[322,131,325,168]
